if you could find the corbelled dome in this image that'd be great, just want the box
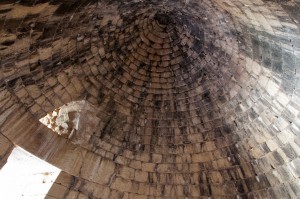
[0,0,300,198]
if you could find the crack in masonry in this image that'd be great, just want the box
[108,164,118,187]
[62,175,77,198]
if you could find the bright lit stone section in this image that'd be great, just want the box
[39,101,85,138]
[39,100,100,144]
[0,147,60,199]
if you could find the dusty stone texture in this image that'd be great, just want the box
[0,134,14,169]
[0,0,300,198]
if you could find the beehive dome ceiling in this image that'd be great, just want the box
[0,0,300,198]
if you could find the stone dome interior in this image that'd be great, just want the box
[0,0,300,198]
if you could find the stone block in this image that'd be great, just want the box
[111,177,132,192]
[47,183,68,199]
[119,166,135,180]
[81,152,102,180]
[191,152,213,163]
[0,133,13,169]
[95,159,116,184]
[135,170,148,182]
[142,162,156,172]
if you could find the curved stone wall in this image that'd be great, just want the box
[0,0,300,198]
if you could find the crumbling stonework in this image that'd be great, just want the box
[40,100,99,142]
[0,0,300,198]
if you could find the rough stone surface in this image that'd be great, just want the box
[0,0,300,198]
[0,134,13,169]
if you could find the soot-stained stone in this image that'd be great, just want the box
[193,38,204,53]
[54,2,79,15]
[154,12,174,26]
[3,19,22,33]
[1,40,15,46]
[6,78,20,89]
